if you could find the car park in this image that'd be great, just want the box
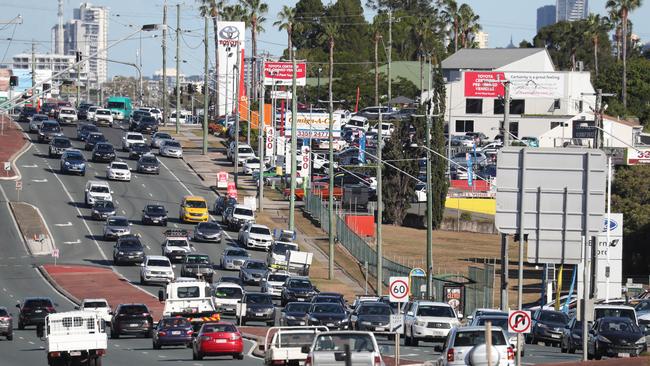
[48,136,72,157]
[37,120,63,143]
[281,277,317,306]
[112,235,145,265]
[192,322,244,360]
[128,142,151,160]
[435,326,514,366]
[403,301,460,346]
[213,282,244,314]
[76,123,99,141]
[84,132,107,151]
[150,131,173,148]
[140,255,175,285]
[152,317,193,349]
[141,204,168,226]
[180,195,209,223]
[587,317,647,359]
[16,297,56,329]
[220,247,251,271]
[103,216,131,240]
[261,271,290,298]
[193,221,223,242]
[241,292,275,326]
[85,180,113,206]
[238,223,273,251]
[110,303,153,339]
[106,161,132,181]
[60,149,86,175]
[136,153,160,174]
[238,259,268,285]
[180,253,215,282]
[91,142,116,162]
[159,139,183,158]
[93,108,113,126]
[91,200,117,220]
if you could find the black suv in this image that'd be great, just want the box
[112,235,145,265]
[18,107,37,122]
[141,204,168,226]
[110,303,153,339]
[129,143,151,160]
[136,154,160,175]
[91,142,116,162]
[136,117,158,134]
[77,123,99,141]
[16,297,56,329]
[37,121,62,143]
[281,277,318,306]
[180,253,214,282]
[85,132,107,151]
[48,136,72,157]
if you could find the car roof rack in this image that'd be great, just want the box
[164,228,189,237]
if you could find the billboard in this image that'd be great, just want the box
[627,147,650,165]
[284,112,341,139]
[464,71,565,99]
[216,21,245,116]
[263,62,306,86]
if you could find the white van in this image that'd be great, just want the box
[346,116,369,132]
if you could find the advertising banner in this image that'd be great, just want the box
[284,112,341,139]
[464,71,565,99]
[627,147,650,165]
[216,21,245,116]
[264,126,274,159]
[263,61,306,86]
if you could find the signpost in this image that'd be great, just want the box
[508,310,532,334]
[216,171,229,189]
[52,248,60,266]
[389,276,409,366]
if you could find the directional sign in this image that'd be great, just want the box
[390,314,404,334]
[389,276,409,303]
[508,310,532,334]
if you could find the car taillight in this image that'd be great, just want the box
[47,307,56,313]
[507,347,514,360]
[97,349,106,356]
[142,313,150,317]
[49,352,61,358]
[374,355,381,366]
[447,348,454,362]
[186,330,193,335]
[200,336,211,342]
[158,331,166,337]
[230,334,241,341]
[304,356,312,366]
[0,317,10,322]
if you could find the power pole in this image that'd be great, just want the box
[425,56,433,298]
[76,51,81,106]
[501,79,511,312]
[503,81,511,146]
[175,3,181,134]
[258,73,265,212]
[31,42,35,88]
[288,57,298,231]
[233,42,242,188]
[162,1,168,125]
[202,16,209,156]
[387,9,392,106]
[328,79,335,280]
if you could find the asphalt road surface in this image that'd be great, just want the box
[0,119,584,365]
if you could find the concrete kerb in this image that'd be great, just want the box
[36,265,81,306]
[8,201,56,256]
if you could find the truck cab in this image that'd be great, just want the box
[158,278,220,332]
[107,96,133,121]
[45,311,107,366]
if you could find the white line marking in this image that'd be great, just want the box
[55,222,73,227]
[146,245,151,250]
[18,337,23,340]
[9,294,13,298]
[63,240,81,245]
[148,193,153,197]
[141,351,148,355]
[115,200,119,205]
[141,183,146,187]
[21,164,37,168]
[121,209,126,214]
[28,341,34,345]
[31,178,48,182]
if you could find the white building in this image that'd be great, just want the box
[556,0,588,22]
[474,31,489,49]
[12,53,87,86]
[153,68,186,86]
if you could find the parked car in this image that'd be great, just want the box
[48,136,72,158]
[16,297,56,330]
[526,309,570,346]
[560,317,583,354]
[241,293,275,326]
[587,317,647,360]
[435,326,514,366]
[192,322,244,360]
[152,317,193,349]
[111,303,153,339]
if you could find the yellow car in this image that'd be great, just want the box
[179,195,209,223]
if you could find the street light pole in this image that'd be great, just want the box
[162,1,168,125]
[425,56,433,298]
[288,56,298,231]
[202,16,209,156]
[175,3,181,134]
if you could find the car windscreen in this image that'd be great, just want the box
[119,305,148,314]
[288,279,312,289]
[147,259,171,267]
[215,287,243,299]
[165,141,181,147]
[83,125,99,132]
[202,324,237,333]
[24,299,53,308]
[95,143,113,152]
[112,163,129,170]
[108,218,128,226]
[595,308,636,322]
[141,117,157,123]
[226,249,248,257]
[186,255,210,264]
[186,200,207,209]
[268,274,289,282]
[246,261,266,270]
[311,304,344,314]
[234,208,253,216]
[477,317,508,329]
[250,227,270,235]
[90,186,110,193]
[140,156,157,164]
[539,311,569,324]
[118,239,142,249]
[238,147,254,154]
[273,243,297,254]
[83,301,107,308]
[600,319,640,333]
[66,152,84,161]
[146,205,165,214]
[127,134,144,141]
[89,134,106,142]
[94,201,114,209]
[246,294,272,304]
[313,297,342,304]
[198,222,220,230]
[285,303,311,313]
[53,138,71,147]
[168,239,190,247]
[97,110,111,115]
[358,305,391,315]
[161,318,191,328]
[453,330,507,347]
[156,133,172,140]
[41,123,60,132]
[177,286,200,299]
[314,334,375,352]
[107,102,125,109]
[417,305,455,318]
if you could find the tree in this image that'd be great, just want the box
[439,0,460,52]
[197,0,225,118]
[428,65,449,229]
[458,3,481,48]
[274,5,297,61]
[240,0,268,99]
[606,0,642,109]
[221,4,246,20]
[584,14,612,77]
[293,0,326,50]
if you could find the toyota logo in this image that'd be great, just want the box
[219,26,240,40]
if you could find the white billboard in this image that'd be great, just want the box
[216,21,245,116]
[508,72,565,99]
[284,112,342,139]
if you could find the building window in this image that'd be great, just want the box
[494,99,526,114]
[550,122,566,129]
[554,99,561,109]
[455,120,474,132]
[509,122,519,138]
[465,99,483,114]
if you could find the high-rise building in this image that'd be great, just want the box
[474,31,489,49]
[537,5,557,31]
[556,0,588,22]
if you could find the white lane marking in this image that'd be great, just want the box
[28,341,34,345]
[31,178,48,182]
[114,344,120,347]
[141,351,148,355]
[7,257,13,260]
[43,165,108,261]
[121,210,126,214]
[173,223,178,228]
[9,294,13,298]
[55,222,73,227]
[18,336,23,340]
[141,183,146,187]
[158,355,166,358]
[146,245,151,250]
[63,240,81,245]
[148,193,153,197]
[2,288,5,292]
[87,164,93,168]
[21,164,37,168]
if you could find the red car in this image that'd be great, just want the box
[192,322,244,360]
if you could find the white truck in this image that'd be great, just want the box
[285,250,314,276]
[44,311,107,366]
[76,299,112,327]
[262,326,328,366]
[158,278,220,332]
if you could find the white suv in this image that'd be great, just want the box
[261,271,290,298]
[435,326,514,366]
[404,301,460,346]
[122,132,146,151]
[78,298,112,326]
[140,255,175,285]
[238,223,273,251]
[84,180,113,206]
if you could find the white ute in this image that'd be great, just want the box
[44,311,107,366]
[77,299,112,326]
[161,229,195,262]
[262,326,328,366]
[122,132,146,151]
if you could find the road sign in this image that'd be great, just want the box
[216,171,229,189]
[390,314,404,334]
[508,310,532,334]
[3,162,10,171]
[52,249,60,259]
[15,180,22,190]
[227,182,237,198]
[389,276,409,303]
[495,148,606,264]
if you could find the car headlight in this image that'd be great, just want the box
[93,210,99,214]
[537,323,548,329]
[285,315,296,320]
[636,337,647,345]
[597,335,611,343]
[118,251,124,255]
[361,321,372,326]
[309,317,319,322]
[415,320,427,327]
[64,161,71,166]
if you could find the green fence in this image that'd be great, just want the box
[303,191,494,314]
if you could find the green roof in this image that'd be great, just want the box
[374,61,422,89]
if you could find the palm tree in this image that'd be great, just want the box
[439,0,460,52]
[240,0,268,99]
[197,0,226,117]
[221,4,246,20]
[458,3,481,48]
[273,5,297,61]
[606,0,642,109]
[584,14,612,77]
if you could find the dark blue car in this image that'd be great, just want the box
[77,123,99,141]
[59,149,86,176]
[152,317,193,349]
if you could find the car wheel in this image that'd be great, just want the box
[266,321,274,326]
[6,333,12,341]
[193,350,203,361]
[568,343,576,354]
[145,330,153,338]
[140,275,147,285]
[111,329,120,339]
[18,321,24,330]
[235,354,244,360]
[560,340,567,353]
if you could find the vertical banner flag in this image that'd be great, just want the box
[216,21,245,116]
[359,131,367,164]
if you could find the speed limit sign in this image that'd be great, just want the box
[389,276,409,303]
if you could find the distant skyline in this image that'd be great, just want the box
[0,0,648,78]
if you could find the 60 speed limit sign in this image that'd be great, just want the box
[389,276,409,303]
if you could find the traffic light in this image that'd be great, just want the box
[75,51,82,62]
[42,83,51,92]
[9,76,18,87]
[186,84,194,94]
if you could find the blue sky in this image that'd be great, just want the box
[0,0,647,78]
